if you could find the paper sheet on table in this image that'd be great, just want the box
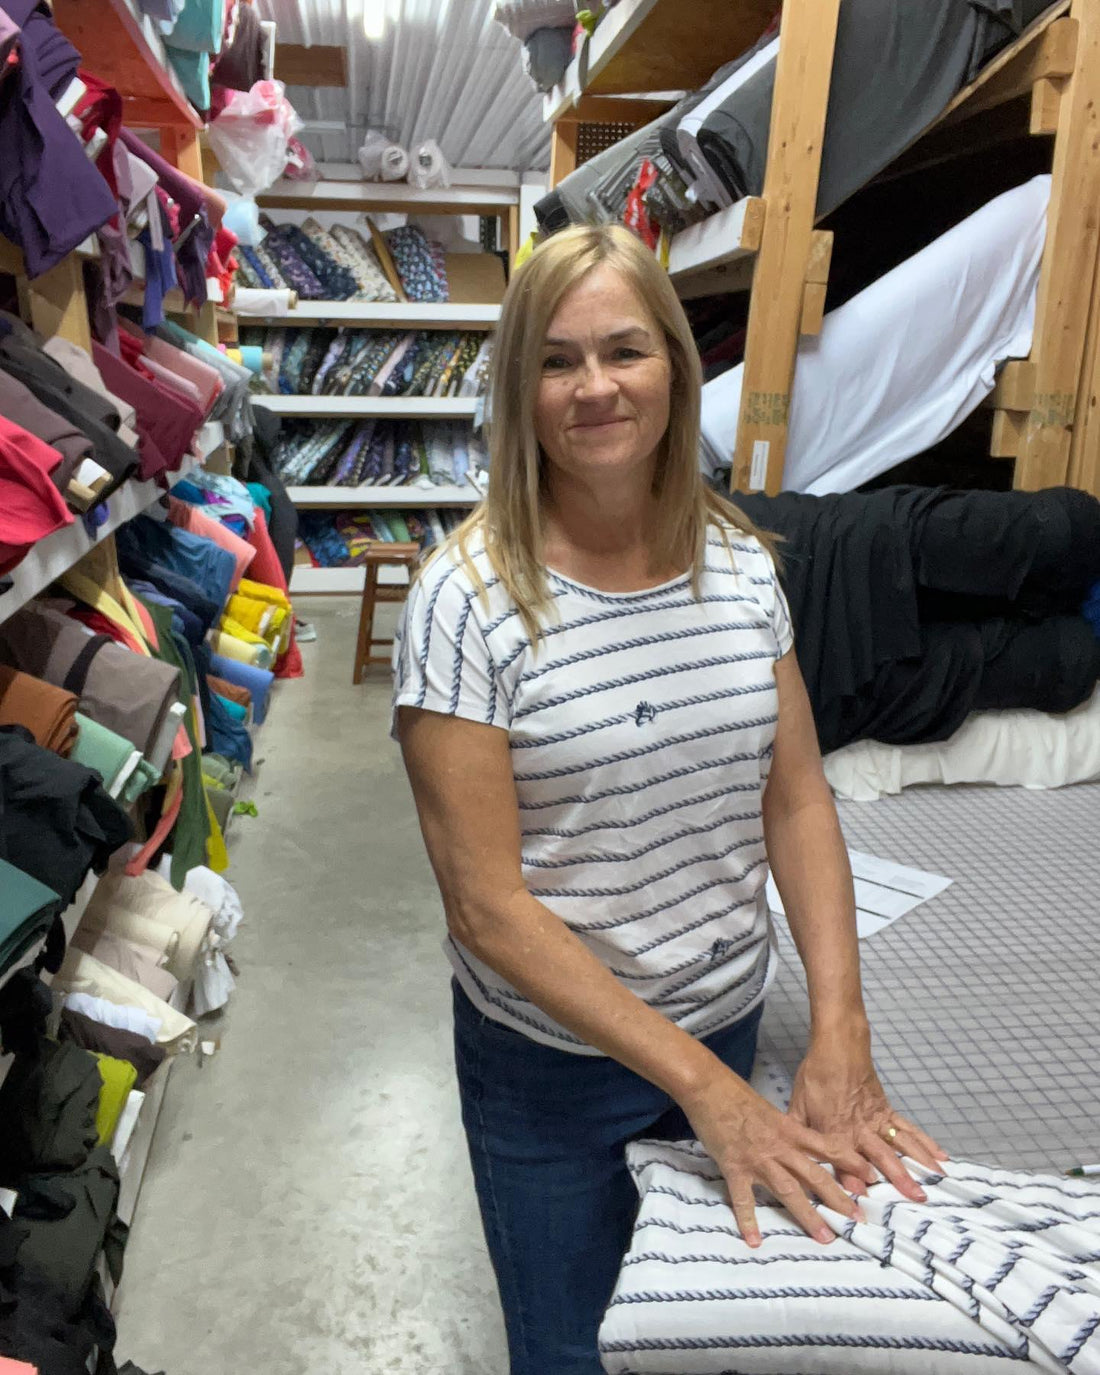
[765,848,952,938]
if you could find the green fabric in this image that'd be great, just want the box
[0,858,61,976]
[137,596,210,889]
[201,752,242,791]
[232,799,258,817]
[70,712,133,794]
[204,777,233,831]
[119,757,162,806]
[92,1054,137,1147]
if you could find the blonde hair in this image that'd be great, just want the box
[439,223,774,643]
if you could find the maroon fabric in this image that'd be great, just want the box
[91,340,204,478]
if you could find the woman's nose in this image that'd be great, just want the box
[575,359,618,399]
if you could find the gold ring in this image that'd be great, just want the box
[884,1125,899,1142]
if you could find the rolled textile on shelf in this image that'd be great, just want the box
[380,143,410,181]
[92,1054,138,1148]
[84,868,212,982]
[53,947,197,1053]
[229,344,265,374]
[208,653,273,724]
[77,904,181,969]
[0,858,61,980]
[61,992,162,1045]
[71,928,179,1003]
[408,140,450,190]
[0,602,183,760]
[233,286,297,316]
[211,628,274,670]
[0,664,78,756]
[70,711,154,803]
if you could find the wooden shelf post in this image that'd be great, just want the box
[1014,0,1100,491]
[731,0,842,495]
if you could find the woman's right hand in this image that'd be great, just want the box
[680,1066,877,1248]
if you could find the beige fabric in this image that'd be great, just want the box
[79,901,180,967]
[86,870,213,980]
[42,335,141,449]
[53,948,197,1052]
[71,928,179,1002]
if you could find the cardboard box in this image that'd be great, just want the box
[445,252,507,304]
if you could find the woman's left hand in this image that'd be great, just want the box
[788,1035,949,1201]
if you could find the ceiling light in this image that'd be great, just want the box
[363,0,388,39]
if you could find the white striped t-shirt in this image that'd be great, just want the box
[392,522,794,1054]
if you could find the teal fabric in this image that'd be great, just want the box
[247,482,272,521]
[0,857,62,976]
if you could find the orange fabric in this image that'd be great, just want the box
[0,664,78,755]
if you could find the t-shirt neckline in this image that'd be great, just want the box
[546,565,692,600]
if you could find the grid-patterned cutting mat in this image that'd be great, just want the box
[758,781,1100,1172]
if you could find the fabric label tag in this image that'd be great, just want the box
[749,440,769,490]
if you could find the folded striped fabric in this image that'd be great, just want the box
[601,1139,1100,1374]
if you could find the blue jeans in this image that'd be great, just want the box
[452,980,763,1374]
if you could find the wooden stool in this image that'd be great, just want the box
[352,542,421,684]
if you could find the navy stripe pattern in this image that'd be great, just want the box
[599,1137,1100,1373]
[392,526,794,1053]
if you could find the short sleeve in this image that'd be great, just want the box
[769,571,795,657]
[391,557,510,738]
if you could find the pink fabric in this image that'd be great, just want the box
[167,495,255,591]
[143,335,223,414]
[140,354,204,408]
[0,418,75,574]
[245,507,303,679]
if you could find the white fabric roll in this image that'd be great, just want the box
[380,143,410,181]
[233,286,296,317]
[824,685,1100,802]
[408,139,450,190]
[700,176,1049,494]
[155,860,244,942]
[62,992,162,1044]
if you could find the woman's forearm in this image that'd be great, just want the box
[455,889,739,1110]
[763,778,869,1042]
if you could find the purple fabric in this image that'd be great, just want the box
[0,1,117,277]
[92,340,203,478]
[118,128,214,309]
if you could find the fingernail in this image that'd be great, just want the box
[747,1232,761,1249]
[817,1228,835,1244]
[914,1189,928,1203]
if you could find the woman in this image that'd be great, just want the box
[393,224,946,1374]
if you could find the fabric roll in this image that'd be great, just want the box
[0,604,182,760]
[78,901,181,970]
[53,947,197,1053]
[214,692,248,724]
[0,1038,100,1177]
[61,991,162,1044]
[0,417,75,574]
[69,711,146,801]
[700,176,1050,495]
[380,143,409,180]
[92,1054,137,1147]
[71,928,179,1002]
[208,674,251,710]
[85,868,212,981]
[212,626,274,669]
[58,1007,167,1088]
[167,496,255,591]
[233,286,296,316]
[0,858,61,980]
[208,653,272,724]
[0,664,78,755]
[0,724,132,906]
[0,370,95,492]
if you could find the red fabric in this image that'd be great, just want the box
[0,417,75,574]
[245,507,303,679]
[74,70,123,200]
[93,340,204,477]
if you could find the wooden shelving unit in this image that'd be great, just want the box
[259,395,479,419]
[543,0,1100,499]
[255,182,504,595]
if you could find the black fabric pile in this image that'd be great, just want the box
[731,485,1100,753]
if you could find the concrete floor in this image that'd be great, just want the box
[115,595,509,1374]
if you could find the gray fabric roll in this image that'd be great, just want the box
[0,602,181,758]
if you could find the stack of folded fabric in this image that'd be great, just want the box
[241,326,491,401]
[296,506,469,568]
[274,417,488,488]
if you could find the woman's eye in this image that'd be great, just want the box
[541,355,572,371]
[612,347,643,361]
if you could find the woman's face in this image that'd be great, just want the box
[534,263,672,491]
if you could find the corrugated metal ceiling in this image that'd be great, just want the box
[254,0,552,172]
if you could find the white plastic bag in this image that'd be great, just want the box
[408,139,451,190]
[207,79,302,197]
[358,129,409,181]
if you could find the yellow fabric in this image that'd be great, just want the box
[515,232,538,269]
[59,570,151,655]
[226,594,274,637]
[211,629,273,669]
[204,791,229,872]
[93,1053,138,1146]
[237,578,291,610]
